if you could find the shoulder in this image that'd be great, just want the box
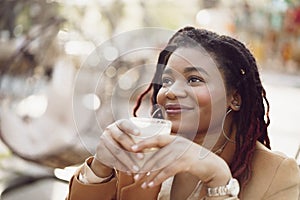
[241,142,300,199]
[253,142,299,183]
[252,142,294,168]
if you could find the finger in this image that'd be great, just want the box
[131,134,176,152]
[139,170,160,189]
[116,119,140,136]
[139,137,193,173]
[143,164,179,188]
[94,138,129,172]
[140,147,175,173]
[133,171,148,182]
[107,122,137,152]
[102,133,140,173]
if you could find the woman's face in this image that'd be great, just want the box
[157,48,227,138]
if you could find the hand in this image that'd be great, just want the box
[131,135,231,189]
[92,119,143,176]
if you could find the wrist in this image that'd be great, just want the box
[79,157,115,184]
[205,172,231,188]
[203,158,239,199]
[204,156,231,188]
[90,156,113,178]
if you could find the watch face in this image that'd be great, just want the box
[228,178,240,196]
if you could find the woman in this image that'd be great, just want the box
[67,27,300,199]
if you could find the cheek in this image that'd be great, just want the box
[193,87,212,126]
[192,87,211,107]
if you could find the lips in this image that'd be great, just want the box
[165,103,193,115]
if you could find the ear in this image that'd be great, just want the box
[229,91,242,111]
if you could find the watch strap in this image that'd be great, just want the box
[207,178,240,197]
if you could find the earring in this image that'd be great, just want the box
[232,100,241,111]
[235,105,241,110]
[222,109,236,143]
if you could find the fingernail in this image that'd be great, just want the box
[148,181,154,188]
[131,145,138,151]
[132,165,139,172]
[133,129,140,135]
[134,174,139,181]
[136,152,144,159]
[141,182,147,189]
[146,171,151,176]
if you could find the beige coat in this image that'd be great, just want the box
[67,142,300,199]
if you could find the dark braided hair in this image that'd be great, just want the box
[133,27,271,188]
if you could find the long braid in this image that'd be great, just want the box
[216,36,271,186]
[209,38,258,186]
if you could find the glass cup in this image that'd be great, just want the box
[130,117,172,143]
[129,117,172,167]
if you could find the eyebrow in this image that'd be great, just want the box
[184,66,209,76]
[163,66,209,76]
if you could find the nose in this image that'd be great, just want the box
[165,81,187,99]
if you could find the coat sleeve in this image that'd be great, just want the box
[66,158,118,200]
[263,157,300,199]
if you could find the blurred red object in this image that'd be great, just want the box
[284,6,300,34]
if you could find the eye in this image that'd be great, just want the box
[162,77,173,87]
[187,76,205,86]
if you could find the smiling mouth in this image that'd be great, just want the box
[165,104,193,114]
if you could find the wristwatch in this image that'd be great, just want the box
[207,178,240,197]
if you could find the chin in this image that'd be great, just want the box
[169,118,200,137]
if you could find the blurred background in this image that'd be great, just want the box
[0,0,299,199]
